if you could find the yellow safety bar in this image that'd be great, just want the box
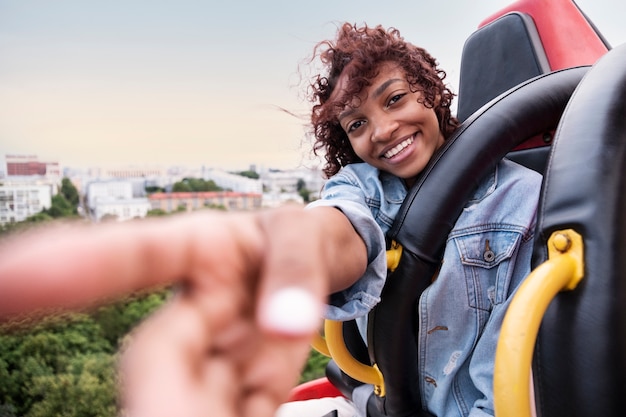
[494,229,584,417]
[311,320,385,395]
[325,320,385,396]
[310,243,404,396]
[387,240,403,271]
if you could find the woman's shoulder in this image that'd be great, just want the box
[496,158,543,198]
[332,164,405,196]
[455,159,541,231]
[324,163,380,189]
[498,158,543,184]
[312,164,406,212]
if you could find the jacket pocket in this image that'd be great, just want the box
[453,229,522,311]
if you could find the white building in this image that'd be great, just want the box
[203,169,263,194]
[86,180,150,222]
[260,167,326,198]
[92,198,152,222]
[0,184,52,225]
[86,180,133,209]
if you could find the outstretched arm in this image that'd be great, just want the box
[0,205,367,417]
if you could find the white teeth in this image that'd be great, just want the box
[384,137,414,159]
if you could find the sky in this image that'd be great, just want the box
[1,0,625,172]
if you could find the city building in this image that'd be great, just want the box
[149,191,262,213]
[92,198,152,222]
[1,153,327,222]
[104,166,165,179]
[86,180,133,209]
[260,167,326,196]
[0,184,52,225]
[202,169,263,194]
[5,154,61,179]
[85,180,151,222]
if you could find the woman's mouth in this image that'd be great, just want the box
[383,136,414,159]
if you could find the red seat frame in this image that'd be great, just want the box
[480,0,609,71]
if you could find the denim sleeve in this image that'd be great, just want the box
[306,170,388,321]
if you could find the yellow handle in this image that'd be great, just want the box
[325,320,385,396]
[387,240,403,271]
[494,229,584,417]
[310,322,385,395]
[309,244,405,394]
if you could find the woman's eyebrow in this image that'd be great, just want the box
[373,78,404,99]
[338,107,356,123]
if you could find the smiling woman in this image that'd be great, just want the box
[273,21,543,417]
[308,24,457,181]
[334,63,445,187]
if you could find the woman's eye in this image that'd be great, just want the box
[388,93,406,106]
[347,120,365,133]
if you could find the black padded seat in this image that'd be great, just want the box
[531,43,626,417]
[457,12,551,122]
[457,12,555,176]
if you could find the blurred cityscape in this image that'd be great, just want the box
[0,154,327,225]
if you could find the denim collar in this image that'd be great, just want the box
[466,165,498,208]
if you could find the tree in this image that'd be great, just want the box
[144,185,164,194]
[26,353,117,417]
[44,178,83,219]
[297,179,311,203]
[186,178,205,191]
[25,212,54,223]
[90,290,170,348]
[235,170,260,180]
[0,290,169,417]
[45,194,75,218]
[172,178,222,193]
[172,181,192,192]
[0,313,112,416]
[0,403,17,417]
[146,208,168,217]
[299,349,330,383]
[60,178,80,209]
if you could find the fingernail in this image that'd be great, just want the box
[260,287,321,335]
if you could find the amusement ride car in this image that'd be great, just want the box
[288,0,626,416]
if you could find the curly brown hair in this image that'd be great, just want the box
[309,23,459,178]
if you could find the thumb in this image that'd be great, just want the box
[255,206,328,337]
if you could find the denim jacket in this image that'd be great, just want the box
[306,159,541,417]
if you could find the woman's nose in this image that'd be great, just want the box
[370,115,398,143]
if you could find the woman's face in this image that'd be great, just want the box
[336,63,445,186]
